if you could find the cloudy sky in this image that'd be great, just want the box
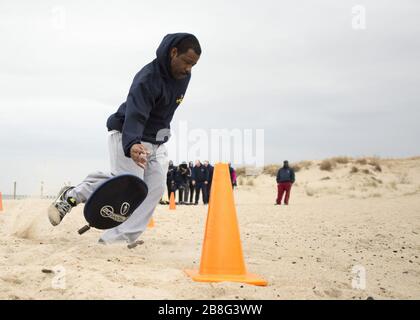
[1,0,419,195]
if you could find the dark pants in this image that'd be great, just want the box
[167,182,173,199]
[277,182,292,205]
[204,182,212,203]
[189,181,195,203]
[176,183,188,203]
[195,182,208,204]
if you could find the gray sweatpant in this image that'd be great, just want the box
[67,130,169,244]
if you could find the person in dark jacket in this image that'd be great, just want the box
[106,34,201,155]
[276,160,295,205]
[47,33,201,246]
[203,160,213,202]
[172,162,190,204]
[188,161,195,204]
[166,160,176,200]
[191,160,209,205]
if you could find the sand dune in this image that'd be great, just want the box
[1,157,419,299]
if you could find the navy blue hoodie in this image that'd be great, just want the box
[192,165,209,183]
[106,33,197,157]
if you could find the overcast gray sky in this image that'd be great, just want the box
[1,0,419,195]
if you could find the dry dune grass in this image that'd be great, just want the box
[319,159,335,171]
[282,155,420,200]
[318,156,350,171]
[246,178,255,186]
[235,167,246,177]
[330,156,352,164]
[319,156,352,171]
[317,156,384,173]
[262,164,280,177]
[355,158,368,165]
[292,160,312,172]
[236,161,312,178]
[350,166,359,173]
[236,157,416,199]
[366,158,382,172]
[237,176,255,186]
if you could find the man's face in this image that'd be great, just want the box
[170,48,200,80]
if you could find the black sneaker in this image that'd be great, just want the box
[48,186,77,226]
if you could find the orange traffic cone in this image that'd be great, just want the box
[147,217,155,228]
[185,163,267,286]
[0,192,3,211]
[169,192,176,210]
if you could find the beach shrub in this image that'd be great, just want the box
[246,178,255,186]
[350,166,359,173]
[263,165,280,177]
[356,158,368,165]
[320,160,334,171]
[331,156,351,164]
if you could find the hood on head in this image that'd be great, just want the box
[155,32,198,79]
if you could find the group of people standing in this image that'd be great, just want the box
[163,161,237,205]
[162,159,296,206]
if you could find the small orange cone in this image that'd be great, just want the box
[185,163,267,286]
[169,192,176,210]
[0,192,3,211]
[147,217,155,228]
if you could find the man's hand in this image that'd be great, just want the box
[130,143,150,169]
[192,180,196,186]
[204,181,208,185]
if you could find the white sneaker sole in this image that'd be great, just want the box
[47,186,71,226]
[48,204,62,226]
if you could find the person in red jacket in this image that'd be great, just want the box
[276,160,295,205]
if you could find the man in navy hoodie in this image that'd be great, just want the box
[47,33,201,245]
[191,160,209,205]
[202,160,213,203]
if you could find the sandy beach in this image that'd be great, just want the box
[1,157,419,300]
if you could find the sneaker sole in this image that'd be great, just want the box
[47,204,61,226]
[47,186,71,226]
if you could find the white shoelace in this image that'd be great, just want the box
[56,201,72,218]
